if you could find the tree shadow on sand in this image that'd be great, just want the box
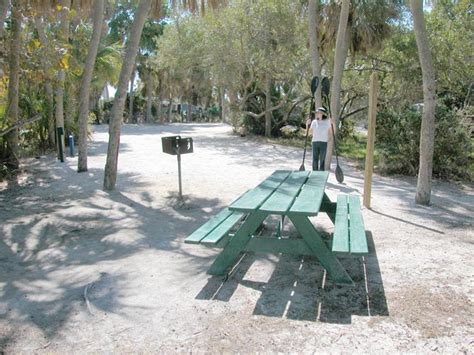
[0,158,227,350]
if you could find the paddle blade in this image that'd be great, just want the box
[335,164,344,183]
[311,76,319,95]
[299,164,305,171]
[322,77,330,98]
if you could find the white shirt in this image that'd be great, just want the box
[310,119,331,142]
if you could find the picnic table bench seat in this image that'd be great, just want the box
[332,195,369,255]
[185,208,244,246]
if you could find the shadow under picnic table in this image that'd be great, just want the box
[195,232,388,324]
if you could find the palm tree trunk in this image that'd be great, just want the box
[325,0,350,170]
[145,68,153,122]
[167,96,172,122]
[410,0,436,205]
[129,65,136,123]
[308,0,321,107]
[55,0,71,160]
[219,87,225,122]
[155,76,162,122]
[103,0,152,191]
[264,75,272,137]
[34,16,56,146]
[77,0,105,172]
[167,71,173,122]
[4,0,21,169]
[45,83,55,145]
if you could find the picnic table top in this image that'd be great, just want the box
[229,170,329,216]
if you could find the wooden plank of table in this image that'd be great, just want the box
[289,171,329,215]
[229,170,291,212]
[332,195,350,254]
[259,171,310,214]
[201,212,244,246]
[348,195,369,255]
[184,208,233,244]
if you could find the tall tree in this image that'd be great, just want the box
[54,0,71,159]
[410,0,436,205]
[104,0,153,190]
[34,15,56,146]
[4,0,21,169]
[325,0,350,170]
[77,0,105,172]
[308,0,321,107]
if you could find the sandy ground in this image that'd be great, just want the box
[0,123,473,353]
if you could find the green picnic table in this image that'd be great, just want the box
[185,170,369,286]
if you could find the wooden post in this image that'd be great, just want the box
[363,72,378,208]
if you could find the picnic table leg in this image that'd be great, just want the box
[208,211,267,276]
[289,215,354,286]
[320,193,336,224]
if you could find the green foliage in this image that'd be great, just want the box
[376,105,473,180]
[338,118,356,141]
[338,133,371,163]
[153,0,308,133]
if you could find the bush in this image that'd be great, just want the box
[376,104,473,180]
[338,118,356,141]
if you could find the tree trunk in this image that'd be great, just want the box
[77,0,105,172]
[219,87,225,122]
[103,0,151,191]
[155,76,162,122]
[0,0,8,41]
[410,0,436,205]
[34,16,55,146]
[45,83,55,145]
[264,76,272,137]
[325,0,350,170]
[65,86,76,132]
[129,65,135,123]
[167,71,172,122]
[4,0,21,169]
[308,0,322,107]
[55,0,71,160]
[145,68,153,122]
[167,96,172,122]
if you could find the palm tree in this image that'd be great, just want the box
[325,0,350,170]
[308,0,322,107]
[104,0,154,190]
[323,0,403,170]
[4,0,20,169]
[409,0,436,205]
[77,0,105,172]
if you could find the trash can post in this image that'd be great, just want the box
[68,135,75,157]
[177,151,182,200]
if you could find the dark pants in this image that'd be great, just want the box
[312,141,327,171]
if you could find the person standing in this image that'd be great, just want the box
[306,107,332,171]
